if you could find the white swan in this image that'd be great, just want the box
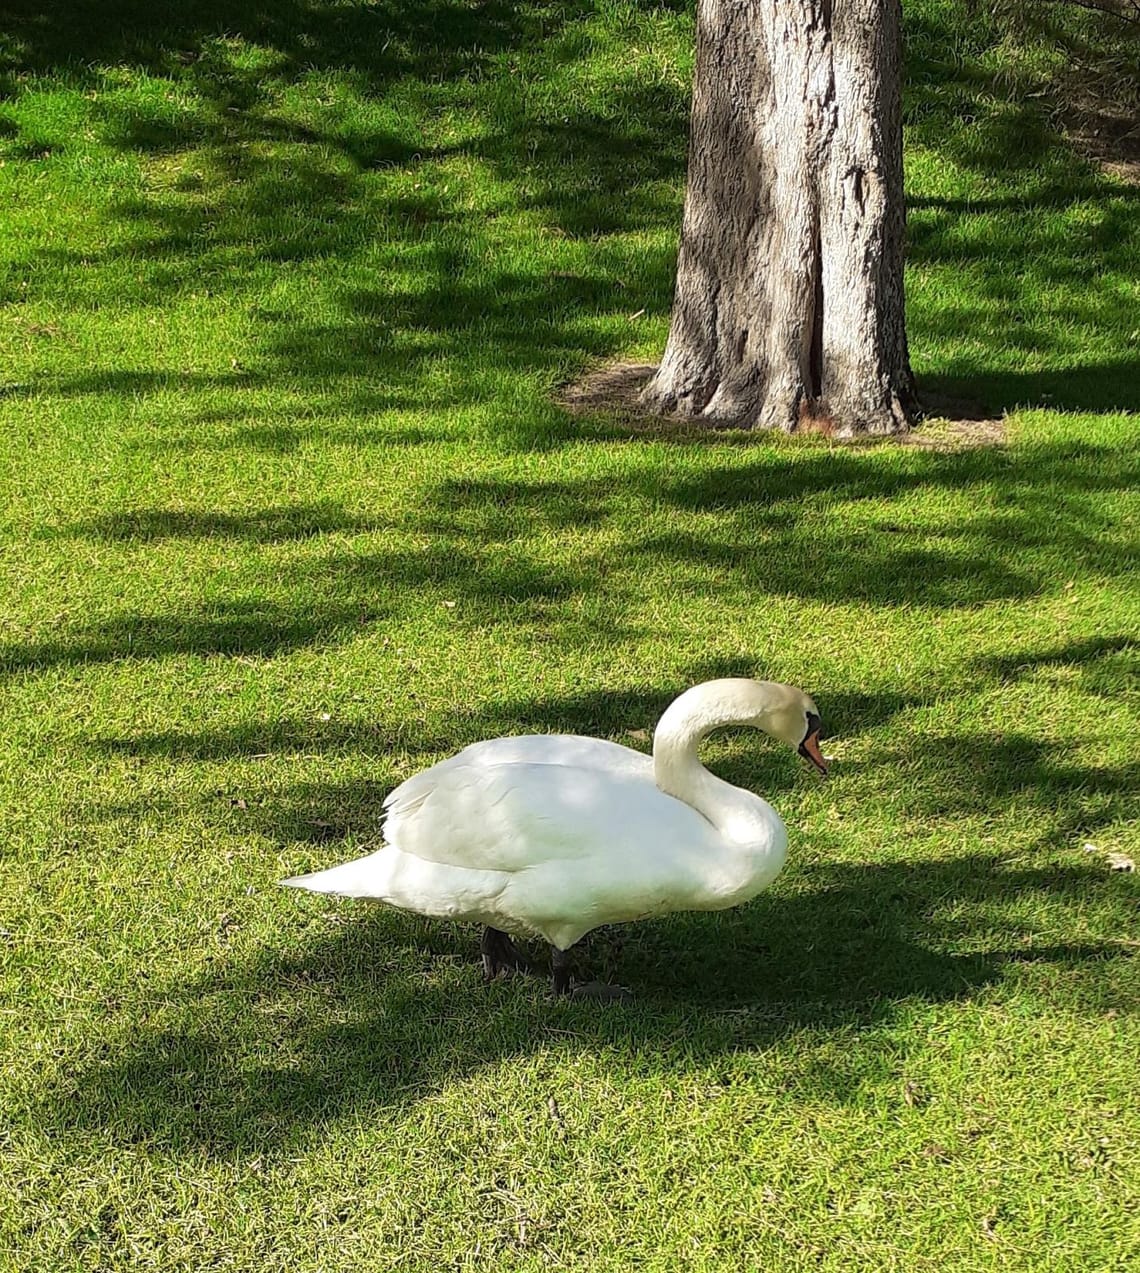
[283,678,826,995]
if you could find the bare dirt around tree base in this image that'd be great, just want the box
[557,362,1006,450]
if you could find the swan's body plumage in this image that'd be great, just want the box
[284,678,825,977]
[291,735,785,950]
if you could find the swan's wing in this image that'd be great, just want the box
[381,756,706,875]
[382,735,651,825]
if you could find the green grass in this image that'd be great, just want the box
[1,2,1138,1269]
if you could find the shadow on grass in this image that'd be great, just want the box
[0,572,589,674]
[45,852,1135,1154]
[63,503,378,543]
[919,363,1140,417]
[902,9,1140,414]
[85,652,1134,859]
[400,440,1137,609]
[0,601,381,672]
[1,2,687,435]
[1,0,544,84]
[175,422,447,453]
[976,633,1137,694]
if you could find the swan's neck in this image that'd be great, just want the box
[651,685,779,848]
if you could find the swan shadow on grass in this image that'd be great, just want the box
[43,854,1134,1156]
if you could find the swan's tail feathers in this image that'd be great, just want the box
[280,849,388,899]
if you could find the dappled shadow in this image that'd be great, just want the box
[461,86,689,240]
[64,503,376,543]
[2,502,602,675]
[414,439,1137,609]
[0,555,594,672]
[0,599,382,674]
[81,674,917,858]
[7,0,1137,1196]
[7,433,1136,680]
[44,852,1135,1154]
[114,420,448,455]
[640,527,1035,607]
[59,644,1135,1153]
[85,654,1131,859]
[0,3,689,453]
[329,544,602,629]
[920,363,1140,416]
[175,423,445,453]
[0,0,530,84]
[975,634,1137,693]
[0,369,265,399]
[849,732,1137,849]
[901,7,1140,414]
[85,668,759,765]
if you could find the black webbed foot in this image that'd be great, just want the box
[570,981,634,1003]
[551,941,631,1001]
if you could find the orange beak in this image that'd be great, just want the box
[798,730,829,776]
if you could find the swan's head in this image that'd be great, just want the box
[743,681,828,776]
[658,679,828,776]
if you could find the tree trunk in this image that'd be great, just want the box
[642,0,917,437]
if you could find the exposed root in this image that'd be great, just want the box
[557,361,1006,449]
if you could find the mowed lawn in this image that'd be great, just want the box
[1,2,1137,1269]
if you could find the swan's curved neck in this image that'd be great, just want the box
[652,682,780,845]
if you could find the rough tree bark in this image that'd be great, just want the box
[642,0,917,436]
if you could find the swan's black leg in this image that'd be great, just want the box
[481,927,531,980]
[551,944,574,996]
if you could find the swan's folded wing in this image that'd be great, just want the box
[382,759,701,875]
[392,734,652,783]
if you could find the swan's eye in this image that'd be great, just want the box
[802,711,823,743]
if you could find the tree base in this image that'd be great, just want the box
[638,368,918,438]
[559,360,919,440]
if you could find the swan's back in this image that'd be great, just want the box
[386,734,652,808]
[383,734,650,839]
[382,736,711,876]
